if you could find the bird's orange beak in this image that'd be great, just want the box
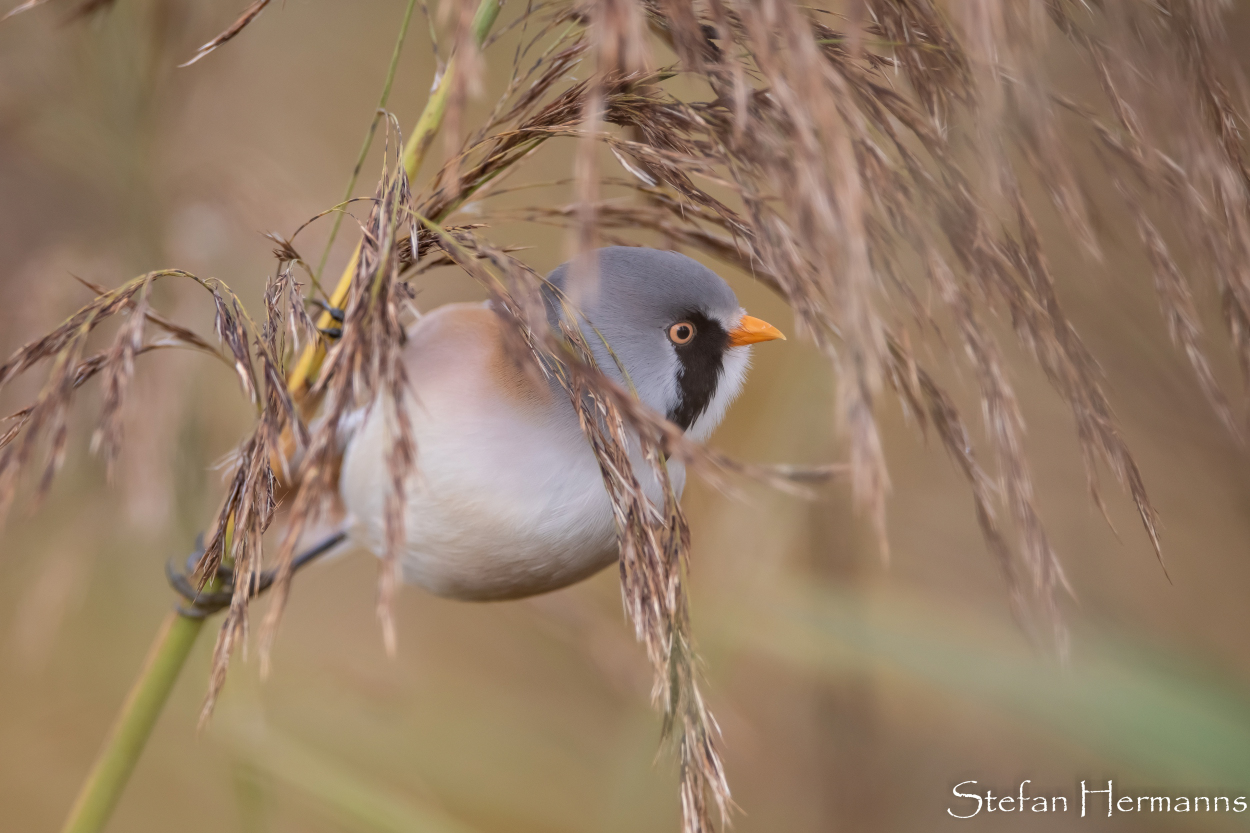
[728,314,786,347]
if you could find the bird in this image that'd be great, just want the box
[338,247,784,601]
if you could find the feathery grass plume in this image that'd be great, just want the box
[452,0,1249,653]
[196,265,315,723]
[88,276,152,483]
[558,330,731,831]
[258,119,419,667]
[0,253,312,722]
[263,235,322,365]
[0,271,243,526]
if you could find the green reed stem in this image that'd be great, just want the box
[289,0,503,397]
[57,4,506,832]
[59,612,205,833]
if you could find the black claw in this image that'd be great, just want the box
[318,326,343,340]
[166,530,348,619]
[311,299,345,322]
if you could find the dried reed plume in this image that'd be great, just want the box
[4,1,1250,831]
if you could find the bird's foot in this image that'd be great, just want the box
[310,300,345,341]
[166,529,348,618]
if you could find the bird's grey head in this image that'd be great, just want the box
[544,247,777,441]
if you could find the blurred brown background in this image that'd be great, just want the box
[4,2,1250,831]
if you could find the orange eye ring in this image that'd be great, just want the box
[668,321,696,345]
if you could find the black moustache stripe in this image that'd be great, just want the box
[668,311,728,431]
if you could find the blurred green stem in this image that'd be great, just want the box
[59,612,205,833]
[314,0,421,285]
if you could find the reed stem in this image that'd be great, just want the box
[288,0,504,400]
[57,5,504,830]
[59,612,205,833]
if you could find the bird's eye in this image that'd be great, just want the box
[668,321,696,345]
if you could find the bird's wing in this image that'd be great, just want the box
[399,302,557,423]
